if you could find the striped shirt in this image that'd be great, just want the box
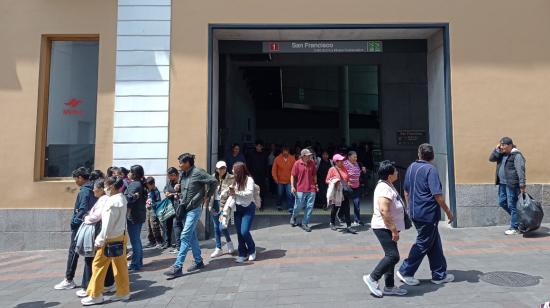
[343,160,361,189]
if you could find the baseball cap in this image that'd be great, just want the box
[500,137,514,145]
[300,149,313,157]
[332,154,345,162]
[215,161,227,169]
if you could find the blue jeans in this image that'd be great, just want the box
[234,203,256,258]
[351,187,362,223]
[127,222,143,269]
[498,184,520,230]
[277,183,295,214]
[399,220,447,281]
[174,207,203,268]
[212,200,232,249]
[292,192,316,226]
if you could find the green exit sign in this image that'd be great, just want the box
[367,41,383,52]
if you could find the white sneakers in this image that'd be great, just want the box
[431,273,455,285]
[104,284,116,293]
[76,289,88,297]
[235,256,246,263]
[226,242,235,254]
[110,293,130,302]
[396,271,420,286]
[362,275,383,297]
[210,248,223,258]
[505,229,521,235]
[54,279,76,290]
[248,252,256,261]
[81,296,104,306]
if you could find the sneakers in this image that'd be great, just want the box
[187,261,205,272]
[210,248,223,258]
[396,271,420,286]
[330,223,337,231]
[170,247,180,254]
[383,286,408,296]
[362,275,383,298]
[343,227,357,234]
[235,256,246,263]
[109,293,130,302]
[351,221,361,227]
[431,273,455,285]
[54,279,76,290]
[161,242,171,249]
[163,265,183,278]
[104,284,116,293]
[301,224,312,232]
[248,252,256,261]
[505,229,521,235]
[290,216,297,227]
[143,242,156,249]
[154,244,164,249]
[81,296,104,306]
[226,242,235,254]
[76,289,88,297]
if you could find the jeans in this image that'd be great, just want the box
[65,229,79,281]
[277,183,295,214]
[399,220,447,281]
[293,192,316,226]
[498,184,520,230]
[127,222,143,269]
[82,257,114,290]
[331,196,351,227]
[174,207,203,268]
[234,203,256,257]
[370,229,400,287]
[351,187,362,223]
[173,215,184,249]
[212,200,232,249]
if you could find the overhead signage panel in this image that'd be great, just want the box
[262,41,382,53]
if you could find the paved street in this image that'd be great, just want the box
[1,216,549,308]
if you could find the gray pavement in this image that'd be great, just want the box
[1,216,549,307]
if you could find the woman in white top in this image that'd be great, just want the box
[229,162,256,263]
[82,177,131,306]
[363,161,408,298]
[210,161,235,258]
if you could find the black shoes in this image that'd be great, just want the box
[187,262,205,272]
[163,266,183,278]
[301,224,312,232]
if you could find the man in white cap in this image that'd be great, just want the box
[290,148,318,232]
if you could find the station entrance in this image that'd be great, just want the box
[209,27,455,220]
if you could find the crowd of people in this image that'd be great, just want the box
[50,137,529,304]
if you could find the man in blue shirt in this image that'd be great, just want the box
[396,144,455,286]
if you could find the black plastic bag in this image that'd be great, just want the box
[516,193,544,233]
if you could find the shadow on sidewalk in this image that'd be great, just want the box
[400,269,483,297]
[523,226,550,238]
[15,301,60,308]
[129,273,172,302]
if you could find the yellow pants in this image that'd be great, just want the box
[87,234,130,298]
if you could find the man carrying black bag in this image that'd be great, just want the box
[489,137,527,235]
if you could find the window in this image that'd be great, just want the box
[37,36,99,179]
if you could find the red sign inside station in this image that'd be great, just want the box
[63,98,84,116]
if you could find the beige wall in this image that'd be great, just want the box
[169,0,550,185]
[0,0,116,209]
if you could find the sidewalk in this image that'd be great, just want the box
[1,217,549,307]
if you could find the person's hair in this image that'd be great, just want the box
[281,145,290,152]
[418,143,435,162]
[106,176,124,190]
[167,167,178,175]
[120,167,129,177]
[231,143,240,150]
[232,162,249,191]
[378,160,396,181]
[106,166,116,177]
[109,166,121,176]
[72,167,90,180]
[215,167,227,182]
[94,179,105,190]
[145,176,156,186]
[130,165,145,180]
[347,151,357,157]
[255,139,263,146]
[178,153,195,166]
[90,169,105,182]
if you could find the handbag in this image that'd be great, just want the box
[155,198,176,222]
[335,167,353,198]
[104,230,125,258]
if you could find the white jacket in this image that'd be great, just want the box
[95,193,127,247]
[327,178,344,207]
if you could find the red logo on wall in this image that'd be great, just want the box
[63,98,84,115]
[270,42,280,52]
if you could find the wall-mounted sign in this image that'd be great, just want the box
[262,41,383,53]
[396,130,426,145]
[63,98,84,116]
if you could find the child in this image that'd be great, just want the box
[145,176,164,249]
